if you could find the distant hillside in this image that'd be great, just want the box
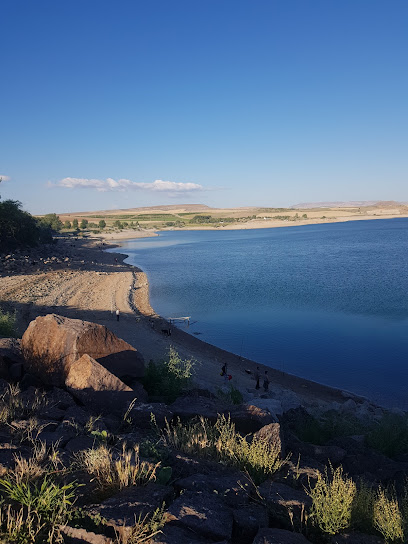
[61,203,211,217]
[291,200,407,209]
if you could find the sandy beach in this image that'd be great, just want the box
[1,229,376,413]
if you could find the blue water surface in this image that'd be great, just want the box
[119,219,408,409]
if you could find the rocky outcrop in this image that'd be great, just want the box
[65,354,137,415]
[22,314,144,386]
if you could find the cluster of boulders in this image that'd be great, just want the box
[0,314,404,543]
[1,244,74,275]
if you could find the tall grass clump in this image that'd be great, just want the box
[0,307,17,337]
[374,487,404,543]
[162,414,285,483]
[142,347,195,403]
[0,441,78,544]
[74,443,159,495]
[307,463,356,536]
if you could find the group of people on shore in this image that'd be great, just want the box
[221,364,270,392]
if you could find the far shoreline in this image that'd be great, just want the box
[97,212,408,242]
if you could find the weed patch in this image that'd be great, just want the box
[307,463,356,535]
[374,487,404,543]
[162,414,285,483]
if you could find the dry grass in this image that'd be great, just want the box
[162,414,285,482]
[74,443,159,494]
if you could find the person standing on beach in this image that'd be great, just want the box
[254,367,260,389]
[263,371,270,392]
[221,363,227,377]
[116,309,120,322]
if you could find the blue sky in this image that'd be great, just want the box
[1,0,407,214]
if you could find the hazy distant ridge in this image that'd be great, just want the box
[291,200,407,209]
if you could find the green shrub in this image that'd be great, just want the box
[292,410,365,445]
[216,385,243,405]
[0,475,79,543]
[374,487,404,543]
[351,481,376,533]
[0,307,17,337]
[142,348,195,403]
[307,463,356,535]
[366,413,408,458]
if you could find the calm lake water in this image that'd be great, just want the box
[119,219,408,409]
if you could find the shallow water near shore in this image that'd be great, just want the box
[119,219,408,409]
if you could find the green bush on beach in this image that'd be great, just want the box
[0,307,17,337]
[142,347,195,403]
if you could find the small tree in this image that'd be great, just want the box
[39,213,63,231]
[80,219,88,229]
[72,219,78,229]
[64,220,72,229]
[98,219,106,229]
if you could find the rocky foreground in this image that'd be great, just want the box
[0,314,406,543]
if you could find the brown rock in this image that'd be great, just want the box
[22,314,144,386]
[60,525,112,543]
[65,354,137,416]
[254,422,285,456]
[230,404,275,434]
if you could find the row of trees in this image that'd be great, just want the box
[61,219,106,230]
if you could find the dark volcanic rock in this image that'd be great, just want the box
[167,490,233,541]
[85,484,173,539]
[253,528,313,543]
[152,525,211,544]
[175,472,251,508]
[232,504,268,542]
[257,481,311,531]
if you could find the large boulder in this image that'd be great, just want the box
[22,314,144,386]
[65,354,137,416]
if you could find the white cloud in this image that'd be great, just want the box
[0,175,10,182]
[54,177,204,193]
